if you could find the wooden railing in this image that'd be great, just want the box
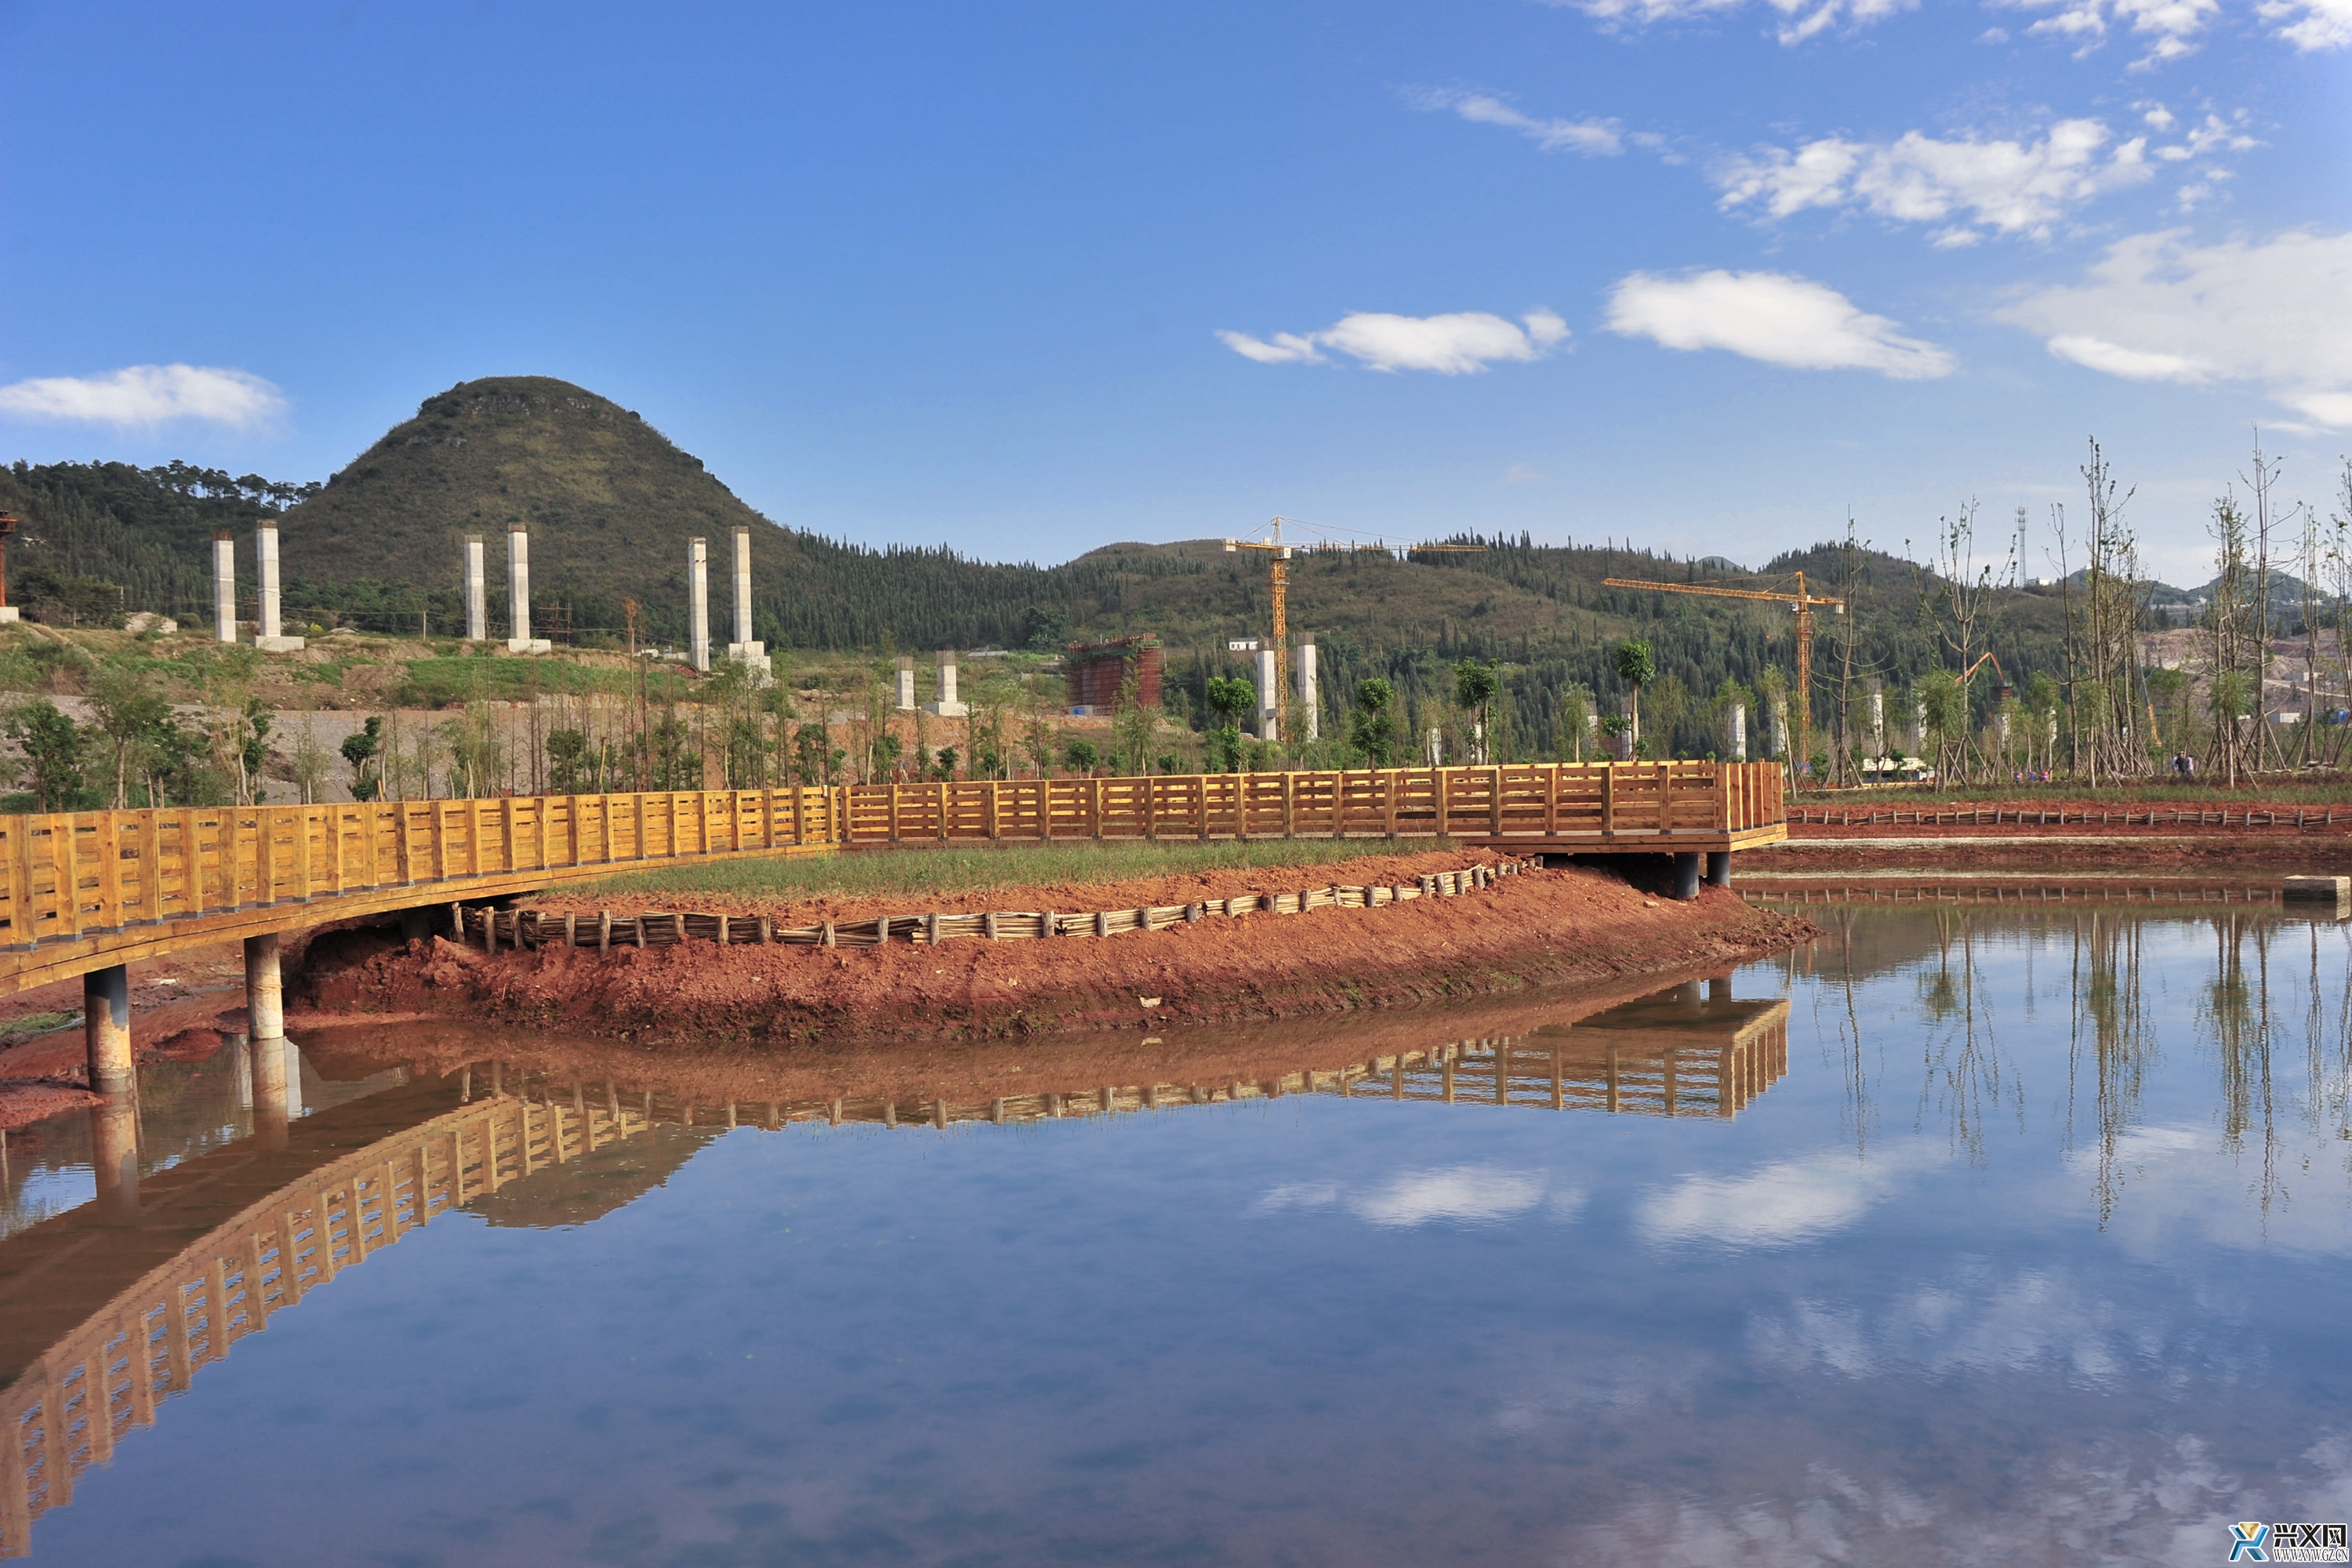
[832,760,1784,847]
[0,763,1783,991]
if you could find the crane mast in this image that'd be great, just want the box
[1601,572,1846,767]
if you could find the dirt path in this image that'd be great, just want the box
[297,854,1815,1047]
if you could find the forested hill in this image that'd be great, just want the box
[4,373,2118,753]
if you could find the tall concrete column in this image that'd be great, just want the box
[83,964,132,1092]
[688,536,711,672]
[731,526,754,648]
[927,651,967,717]
[1867,680,1885,761]
[1294,643,1318,742]
[245,933,285,1044]
[1254,648,1279,742]
[212,529,237,643]
[1730,702,1747,761]
[253,521,303,651]
[895,656,916,710]
[465,535,488,641]
[251,1029,292,1152]
[89,1093,140,1224]
[506,523,535,652]
[257,521,281,639]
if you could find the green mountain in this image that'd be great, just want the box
[2,374,2159,757]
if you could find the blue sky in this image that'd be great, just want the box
[2,0,2346,583]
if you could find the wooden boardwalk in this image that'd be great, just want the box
[0,762,1785,997]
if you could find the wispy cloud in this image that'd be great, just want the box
[1713,119,2184,243]
[1637,1149,1930,1247]
[1606,270,1954,379]
[1998,0,2223,66]
[0,364,285,428]
[1997,227,2352,426]
[1555,0,1918,46]
[1256,1165,1580,1228]
[1217,309,1570,375]
[1408,87,1624,156]
[2259,0,2352,48]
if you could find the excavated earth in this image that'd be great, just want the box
[293,851,1816,1048]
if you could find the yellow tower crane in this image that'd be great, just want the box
[1601,572,1845,766]
[1225,521,1487,742]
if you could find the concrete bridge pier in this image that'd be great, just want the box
[1704,851,1732,888]
[245,933,295,1149]
[88,1091,140,1224]
[82,964,132,1093]
[1673,851,1703,901]
[245,934,285,1044]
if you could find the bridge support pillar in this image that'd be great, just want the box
[1704,851,1731,888]
[245,933,285,1042]
[83,964,132,1093]
[1672,851,1702,902]
[89,1091,140,1224]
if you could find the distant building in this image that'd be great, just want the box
[1065,634,1163,712]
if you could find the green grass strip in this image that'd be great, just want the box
[545,837,1459,904]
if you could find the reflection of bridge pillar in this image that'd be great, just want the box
[89,1091,140,1224]
[245,934,285,1044]
[252,1034,293,1152]
[83,964,132,1092]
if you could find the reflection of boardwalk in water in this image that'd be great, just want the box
[0,1074,657,1558]
[0,979,1791,1555]
[767,982,1790,1128]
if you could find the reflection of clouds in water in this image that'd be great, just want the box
[1744,1266,2187,1388]
[1638,1150,1926,1248]
[1254,1166,1578,1228]
[1576,1434,2352,1568]
[2078,1123,2352,1260]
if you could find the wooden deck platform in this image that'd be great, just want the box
[0,761,1788,996]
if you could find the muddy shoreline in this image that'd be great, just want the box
[292,853,1817,1047]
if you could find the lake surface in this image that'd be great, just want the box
[2,890,2348,1566]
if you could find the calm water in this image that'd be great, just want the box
[4,893,2349,1566]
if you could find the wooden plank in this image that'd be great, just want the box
[96,815,122,930]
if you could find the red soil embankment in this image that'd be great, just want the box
[295,852,1814,1046]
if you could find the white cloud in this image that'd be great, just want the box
[1638,1149,1926,1246]
[1558,0,1918,46]
[1255,1165,1577,1228]
[1217,310,1570,375]
[1715,119,2158,241]
[1606,270,1955,379]
[1410,87,1624,156]
[1998,227,2352,426]
[2001,0,2223,65]
[2260,0,2352,47]
[0,364,285,428]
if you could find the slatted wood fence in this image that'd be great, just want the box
[0,762,1784,995]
